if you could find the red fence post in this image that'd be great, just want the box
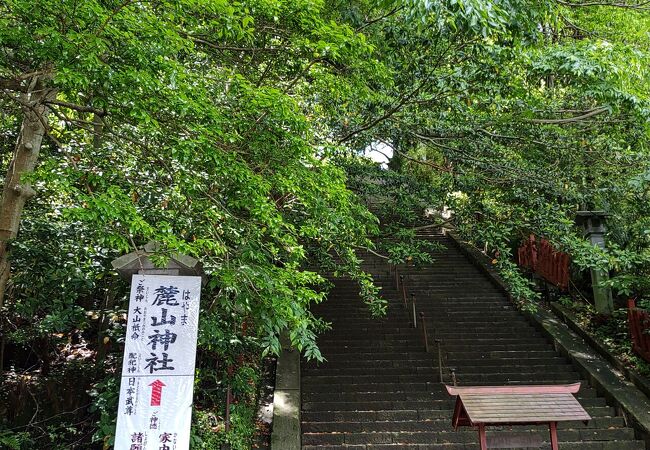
[530,235,538,271]
[627,299,650,363]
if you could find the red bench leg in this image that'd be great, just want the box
[478,424,487,450]
[549,421,559,450]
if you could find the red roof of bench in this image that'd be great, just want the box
[446,383,591,428]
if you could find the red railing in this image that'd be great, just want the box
[518,234,570,290]
[628,299,650,363]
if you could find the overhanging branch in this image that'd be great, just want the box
[393,147,451,172]
[557,0,650,8]
[356,6,405,32]
[527,107,609,124]
[46,100,106,116]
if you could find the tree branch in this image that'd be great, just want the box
[410,219,454,232]
[557,0,650,8]
[409,132,458,151]
[393,147,451,172]
[360,246,390,260]
[46,100,106,116]
[527,107,609,124]
[477,128,547,147]
[183,34,285,53]
[0,71,54,92]
[356,6,405,32]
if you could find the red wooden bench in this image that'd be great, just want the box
[446,383,591,450]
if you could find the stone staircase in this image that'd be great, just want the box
[301,232,646,449]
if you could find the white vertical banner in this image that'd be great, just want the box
[114,275,202,450]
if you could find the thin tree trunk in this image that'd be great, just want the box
[0,76,55,309]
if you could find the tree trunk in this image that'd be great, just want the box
[0,76,55,309]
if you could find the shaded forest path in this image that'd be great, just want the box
[301,231,644,449]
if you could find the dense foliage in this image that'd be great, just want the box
[339,0,650,304]
[1,0,648,448]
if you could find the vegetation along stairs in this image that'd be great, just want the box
[301,231,645,449]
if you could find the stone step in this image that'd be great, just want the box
[313,305,516,313]
[394,270,489,275]
[314,332,545,342]
[321,309,523,318]
[322,320,534,330]
[324,318,534,327]
[403,274,496,278]
[304,378,587,398]
[302,359,573,376]
[302,427,637,446]
[302,406,618,423]
[315,328,428,335]
[302,416,625,432]
[303,443,645,450]
[303,357,571,371]
[444,356,570,367]
[321,299,510,306]
[321,325,533,334]
[314,337,547,347]
[447,363,577,374]
[331,283,490,289]
[303,364,581,378]
[315,333,549,343]
[319,329,542,339]
[302,381,442,393]
[302,382,600,397]
[315,329,541,339]
[301,399,457,412]
[372,279,472,284]
[328,289,502,296]
[316,328,541,338]
[315,343,555,353]
[302,390,600,404]
[399,283,502,289]
[314,340,555,350]
[314,350,562,362]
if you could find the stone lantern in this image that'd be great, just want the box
[576,211,613,314]
[111,241,205,283]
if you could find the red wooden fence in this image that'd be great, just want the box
[627,299,650,363]
[518,235,570,291]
